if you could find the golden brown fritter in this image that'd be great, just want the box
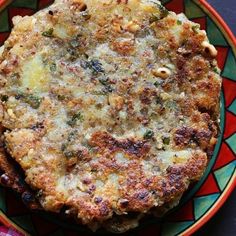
[0,0,221,232]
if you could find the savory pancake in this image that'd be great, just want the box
[0,0,221,232]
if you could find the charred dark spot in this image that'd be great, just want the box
[59,205,70,214]
[88,184,96,193]
[48,10,54,15]
[99,202,110,216]
[94,197,103,204]
[194,130,212,147]
[118,198,129,208]
[135,190,149,201]
[140,88,156,105]
[174,126,195,146]
[174,126,213,149]
[82,178,91,185]
[0,174,12,186]
[31,122,44,130]
[90,132,151,158]
[79,3,87,11]
[144,178,152,186]
[15,94,23,100]
[21,191,35,205]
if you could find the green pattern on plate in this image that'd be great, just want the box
[0,9,9,32]
[162,221,194,236]
[11,0,37,9]
[185,0,205,18]
[225,133,236,154]
[193,194,220,219]
[49,230,65,236]
[11,215,36,234]
[0,189,6,212]
[214,161,236,191]
[228,99,236,115]
[222,49,236,80]
[206,17,228,46]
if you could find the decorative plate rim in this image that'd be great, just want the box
[0,0,235,235]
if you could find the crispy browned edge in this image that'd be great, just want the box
[0,125,41,210]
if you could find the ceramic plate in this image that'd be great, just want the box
[0,0,235,235]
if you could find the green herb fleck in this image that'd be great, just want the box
[92,90,108,96]
[213,67,220,74]
[42,28,54,37]
[67,112,83,126]
[144,130,154,139]
[162,136,170,145]
[25,95,42,109]
[154,81,163,87]
[1,95,8,102]
[159,4,169,18]
[99,78,113,92]
[156,96,163,104]
[61,143,67,152]
[68,131,78,142]
[177,20,182,25]
[50,63,57,72]
[192,25,200,34]
[149,14,160,23]
[149,4,168,23]
[70,39,80,48]
[57,94,66,101]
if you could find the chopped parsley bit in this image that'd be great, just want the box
[158,4,169,18]
[69,38,80,48]
[13,93,41,109]
[192,25,200,34]
[1,95,8,102]
[42,28,54,37]
[68,130,78,142]
[149,14,160,23]
[144,130,154,139]
[61,143,67,152]
[177,20,182,25]
[92,90,108,96]
[57,94,66,101]
[162,136,170,145]
[67,47,77,56]
[50,63,57,72]
[166,101,177,110]
[149,4,169,22]
[99,78,113,92]
[154,80,163,87]
[67,112,84,126]
[25,95,42,109]
[213,67,220,74]
[81,59,105,75]
[156,96,163,104]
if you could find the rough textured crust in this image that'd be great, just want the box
[0,125,40,210]
[0,0,221,233]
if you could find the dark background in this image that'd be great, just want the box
[194,0,235,235]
